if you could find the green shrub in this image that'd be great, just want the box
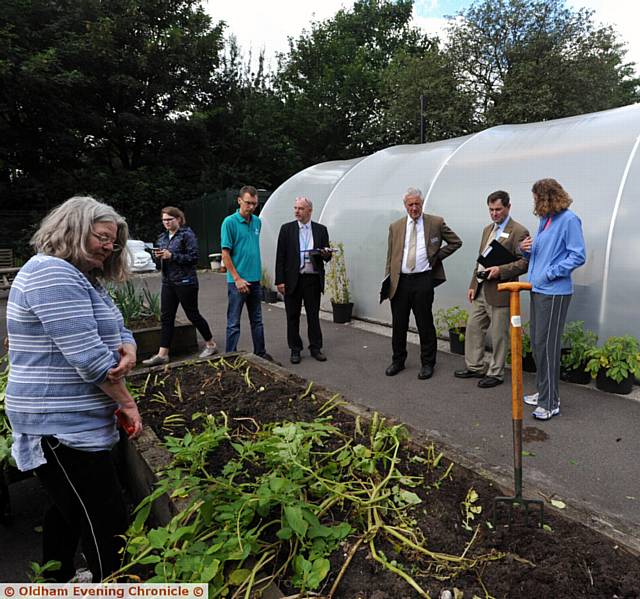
[108,281,160,326]
[435,306,468,342]
[326,242,350,304]
[585,336,640,383]
[561,321,597,371]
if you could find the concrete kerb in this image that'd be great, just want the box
[124,351,640,563]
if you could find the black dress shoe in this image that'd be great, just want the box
[454,368,485,379]
[385,362,405,376]
[290,351,301,364]
[418,365,434,380]
[478,376,503,388]
[310,350,327,362]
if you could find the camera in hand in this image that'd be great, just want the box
[477,270,489,280]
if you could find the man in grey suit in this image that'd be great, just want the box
[454,190,529,388]
[384,187,462,379]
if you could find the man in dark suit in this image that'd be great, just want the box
[385,187,462,379]
[276,196,331,364]
[454,190,529,388]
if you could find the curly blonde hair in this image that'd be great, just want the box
[31,196,130,282]
[532,178,573,217]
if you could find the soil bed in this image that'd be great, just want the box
[127,357,639,598]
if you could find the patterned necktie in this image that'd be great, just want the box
[407,219,417,271]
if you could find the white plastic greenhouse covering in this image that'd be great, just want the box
[259,103,640,341]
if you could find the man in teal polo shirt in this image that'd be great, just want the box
[221,185,268,357]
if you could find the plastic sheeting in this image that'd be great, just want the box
[259,103,640,341]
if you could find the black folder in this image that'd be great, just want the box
[379,274,391,303]
[477,240,518,268]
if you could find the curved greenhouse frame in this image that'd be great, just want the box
[260,103,640,341]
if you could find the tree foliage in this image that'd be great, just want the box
[379,49,474,145]
[0,0,225,240]
[0,0,638,254]
[446,0,640,126]
[275,0,433,163]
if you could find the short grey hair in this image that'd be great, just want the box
[295,196,313,209]
[404,187,424,202]
[31,196,130,282]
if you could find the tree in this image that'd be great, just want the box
[445,0,640,127]
[0,0,225,242]
[275,0,432,165]
[198,37,301,191]
[378,49,475,145]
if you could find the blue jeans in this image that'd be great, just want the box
[226,282,266,355]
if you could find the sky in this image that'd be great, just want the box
[204,0,640,73]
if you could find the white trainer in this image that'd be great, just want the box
[199,344,218,358]
[142,354,169,366]
[532,406,560,420]
[69,568,93,583]
[524,392,539,406]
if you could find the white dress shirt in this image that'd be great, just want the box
[298,221,317,273]
[401,216,430,273]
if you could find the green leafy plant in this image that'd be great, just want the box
[0,356,14,469]
[29,560,62,583]
[260,267,272,289]
[585,335,640,383]
[461,487,482,531]
[326,242,350,304]
[561,321,598,371]
[522,322,532,356]
[108,281,160,326]
[114,374,504,595]
[435,306,468,342]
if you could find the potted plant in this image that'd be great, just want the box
[260,268,278,303]
[585,335,640,395]
[521,323,536,372]
[560,321,597,384]
[108,282,197,360]
[506,322,536,372]
[435,306,468,355]
[326,242,353,323]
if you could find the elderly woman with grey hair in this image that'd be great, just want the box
[5,196,143,581]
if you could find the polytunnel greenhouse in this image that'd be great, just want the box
[260,103,640,341]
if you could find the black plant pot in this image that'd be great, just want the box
[522,353,537,373]
[560,361,591,385]
[448,328,465,355]
[595,370,634,395]
[261,288,278,303]
[332,302,353,324]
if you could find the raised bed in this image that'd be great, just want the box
[132,320,198,360]
[118,354,640,597]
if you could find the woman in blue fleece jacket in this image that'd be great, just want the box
[520,179,586,420]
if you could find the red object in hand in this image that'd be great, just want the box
[115,408,135,436]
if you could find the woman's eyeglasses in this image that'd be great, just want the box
[91,231,122,252]
[162,217,176,222]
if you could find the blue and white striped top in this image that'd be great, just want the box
[6,255,135,470]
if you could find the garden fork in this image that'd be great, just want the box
[492,281,544,527]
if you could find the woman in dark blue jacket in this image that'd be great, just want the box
[142,206,217,365]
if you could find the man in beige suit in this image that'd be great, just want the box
[454,190,529,388]
[385,187,462,379]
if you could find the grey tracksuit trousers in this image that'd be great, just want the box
[530,292,571,412]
